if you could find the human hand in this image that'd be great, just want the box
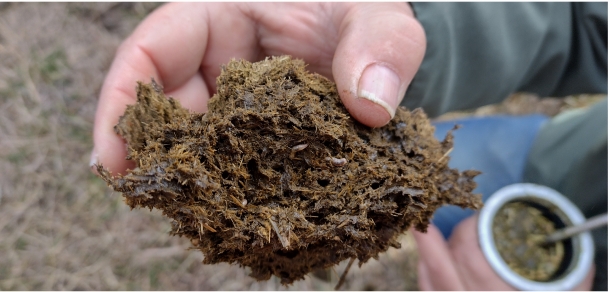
[412,215,595,290]
[91,3,426,175]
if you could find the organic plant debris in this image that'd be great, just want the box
[97,56,483,285]
[493,202,564,281]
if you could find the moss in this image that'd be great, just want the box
[98,56,482,285]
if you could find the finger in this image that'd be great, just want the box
[332,3,425,127]
[412,225,465,290]
[92,3,258,175]
[92,3,209,175]
[242,3,339,79]
[165,71,210,113]
[130,3,258,98]
[417,259,434,291]
[575,263,595,290]
[448,215,515,290]
[199,4,263,92]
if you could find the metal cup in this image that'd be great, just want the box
[478,183,594,290]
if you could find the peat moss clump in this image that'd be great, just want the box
[493,202,564,281]
[98,56,482,285]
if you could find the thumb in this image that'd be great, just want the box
[332,3,425,127]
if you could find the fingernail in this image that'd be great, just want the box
[89,148,98,173]
[357,64,400,119]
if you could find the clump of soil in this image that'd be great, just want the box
[97,56,482,285]
[492,202,564,281]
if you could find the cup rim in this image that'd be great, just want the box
[478,183,595,290]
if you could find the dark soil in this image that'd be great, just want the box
[97,56,482,285]
[492,202,564,281]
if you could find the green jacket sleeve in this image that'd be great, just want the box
[403,2,607,117]
[524,99,608,291]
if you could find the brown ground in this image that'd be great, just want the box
[0,3,603,291]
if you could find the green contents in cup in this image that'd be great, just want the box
[492,202,565,281]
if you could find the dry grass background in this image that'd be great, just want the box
[0,3,604,291]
